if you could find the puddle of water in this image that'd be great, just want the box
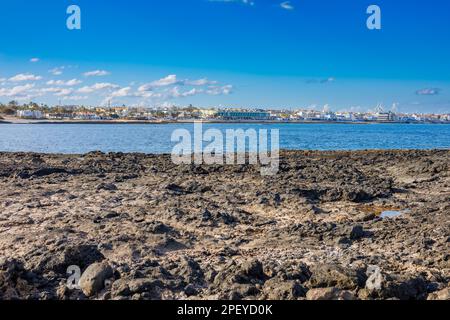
[380,210,409,219]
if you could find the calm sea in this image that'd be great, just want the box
[0,123,449,154]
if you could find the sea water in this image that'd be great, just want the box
[0,123,449,154]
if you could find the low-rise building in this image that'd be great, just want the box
[73,112,102,120]
[196,109,217,119]
[376,112,396,122]
[217,111,271,120]
[16,110,43,119]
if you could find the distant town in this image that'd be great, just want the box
[1,101,449,124]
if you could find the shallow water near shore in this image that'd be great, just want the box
[380,210,407,219]
[0,123,449,154]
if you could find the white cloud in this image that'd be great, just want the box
[46,79,82,86]
[137,83,153,92]
[39,87,64,94]
[35,86,79,98]
[48,68,62,76]
[83,70,111,77]
[416,88,441,96]
[208,0,255,6]
[280,1,294,10]
[77,87,94,94]
[0,83,35,97]
[131,76,234,104]
[110,87,132,98]
[165,84,231,99]
[184,88,206,97]
[77,82,119,93]
[319,77,335,84]
[77,86,95,93]
[152,74,180,87]
[48,65,77,76]
[49,67,64,75]
[139,76,218,91]
[9,73,42,82]
[138,75,180,91]
[30,58,40,63]
[206,84,233,95]
[1,69,233,105]
[167,87,198,98]
[306,77,336,84]
[54,88,73,97]
[182,88,203,97]
[100,87,135,106]
[185,78,218,86]
[66,79,83,86]
[134,90,162,99]
[63,95,88,101]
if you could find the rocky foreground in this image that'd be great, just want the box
[0,150,449,300]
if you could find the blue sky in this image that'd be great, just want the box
[0,0,449,113]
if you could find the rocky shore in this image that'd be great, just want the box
[0,150,448,300]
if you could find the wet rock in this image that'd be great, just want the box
[184,181,212,193]
[172,257,204,285]
[354,212,376,222]
[241,259,265,280]
[96,183,118,191]
[305,204,321,215]
[216,212,237,225]
[218,247,239,257]
[184,284,198,296]
[204,269,218,283]
[308,264,365,290]
[219,284,260,300]
[112,278,162,299]
[337,236,352,248]
[365,265,385,293]
[213,259,266,290]
[361,270,428,300]
[202,209,213,222]
[265,261,311,283]
[385,276,428,300]
[103,211,120,219]
[427,287,450,300]
[56,282,70,300]
[349,225,365,240]
[10,166,71,179]
[263,277,306,300]
[146,221,172,234]
[154,236,187,253]
[273,193,282,206]
[36,245,105,274]
[306,287,356,300]
[31,167,69,178]
[165,183,185,195]
[342,189,373,202]
[0,259,33,300]
[114,174,138,182]
[78,262,113,297]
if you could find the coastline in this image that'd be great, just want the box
[1,118,448,125]
[0,117,371,124]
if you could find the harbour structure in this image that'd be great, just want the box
[217,110,272,121]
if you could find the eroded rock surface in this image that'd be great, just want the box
[0,150,448,300]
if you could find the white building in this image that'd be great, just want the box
[16,110,44,119]
[376,112,396,122]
